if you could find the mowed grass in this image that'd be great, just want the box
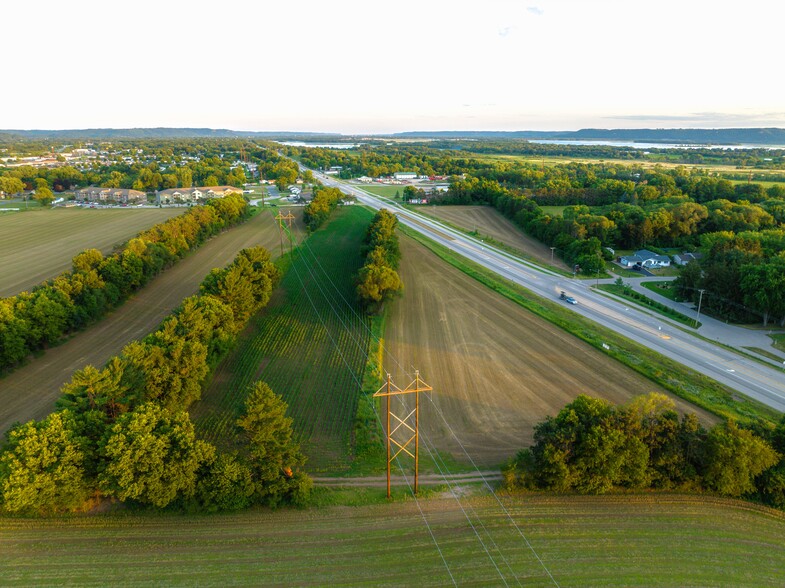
[193,206,374,472]
[354,183,403,198]
[2,493,783,586]
[0,207,184,297]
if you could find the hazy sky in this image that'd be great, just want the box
[4,0,784,133]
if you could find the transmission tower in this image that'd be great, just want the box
[374,370,432,498]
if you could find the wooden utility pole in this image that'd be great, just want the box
[373,371,432,498]
[275,211,295,256]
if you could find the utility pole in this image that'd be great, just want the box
[275,211,295,257]
[373,371,432,498]
[695,288,706,328]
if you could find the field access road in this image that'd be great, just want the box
[311,171,785,414]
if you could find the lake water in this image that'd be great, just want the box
[530,139,785,151]
[277,141,360,149]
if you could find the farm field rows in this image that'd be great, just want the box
[0,207,183,297]
[413,204,570,271]
[192,206,374,472]
[0,209,300,436]
[383,234,717,468]
[2,493,783,586]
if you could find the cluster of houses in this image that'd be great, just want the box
[618,249,702,270]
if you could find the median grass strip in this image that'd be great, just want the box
[598,282,698,328]
[398,224,780,425]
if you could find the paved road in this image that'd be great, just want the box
[311,171,785,414]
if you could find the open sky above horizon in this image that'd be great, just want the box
[5,0,784,134]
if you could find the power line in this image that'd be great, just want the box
[278,210,558,585]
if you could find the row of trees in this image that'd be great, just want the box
[302,186,343,231]
[0,246,311,514]
[356,209,403,313]
[504,394,785,509]
[0,194,250,372]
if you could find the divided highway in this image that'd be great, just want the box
[311,171,785,414]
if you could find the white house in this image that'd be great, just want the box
[673,252,703,266]
[618,249,671,269]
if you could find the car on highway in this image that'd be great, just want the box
[564,296,578,305]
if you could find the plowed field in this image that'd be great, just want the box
[416,204,570,270]
[0,209,302,435]
[383,235,715,467]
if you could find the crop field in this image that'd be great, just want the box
[192,206,374,472]
[382,235,715,468]
[2,493,783,586]
[414,204,570,270]
[0,207,183,297]
[0,209,300,436]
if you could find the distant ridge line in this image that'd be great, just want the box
[2,127,784,145]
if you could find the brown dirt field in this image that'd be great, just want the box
[0,207,184,297]
[0,209,303,435]
[416,204,570,270]
[383,235,716,468]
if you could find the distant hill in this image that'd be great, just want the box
[2,127,785,145]
[0,128,342,141]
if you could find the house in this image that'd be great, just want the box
[157,186,242,204]
[673,252,703,266]
[618,249,671,269]
[75,187,147,204]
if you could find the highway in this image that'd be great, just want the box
[310,170,785,414]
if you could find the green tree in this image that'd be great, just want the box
[0,411,91,514]
[703,421,779,497]
[33,185,55,206]
[99,403,214,508]
[236,381,309,506]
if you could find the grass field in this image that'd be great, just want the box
[193,206,375,472]
[0,207,183,297]
[0,209,299,437]
[353,183,403,198]
[2,492,783,586]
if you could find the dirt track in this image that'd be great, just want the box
[384,235,715,468]
[0,209,302,435]
[417,205,571,270]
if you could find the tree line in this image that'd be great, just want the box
[302,186,344,231]
[0,194,250,373]
[504,394,785,510]
[356,209,403,313]
[0,246,310,514]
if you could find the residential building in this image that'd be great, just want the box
[157,186,242,204]
[75,187,147,204]
[618,249,671,269]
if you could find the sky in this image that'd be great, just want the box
[4,0,784,134]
